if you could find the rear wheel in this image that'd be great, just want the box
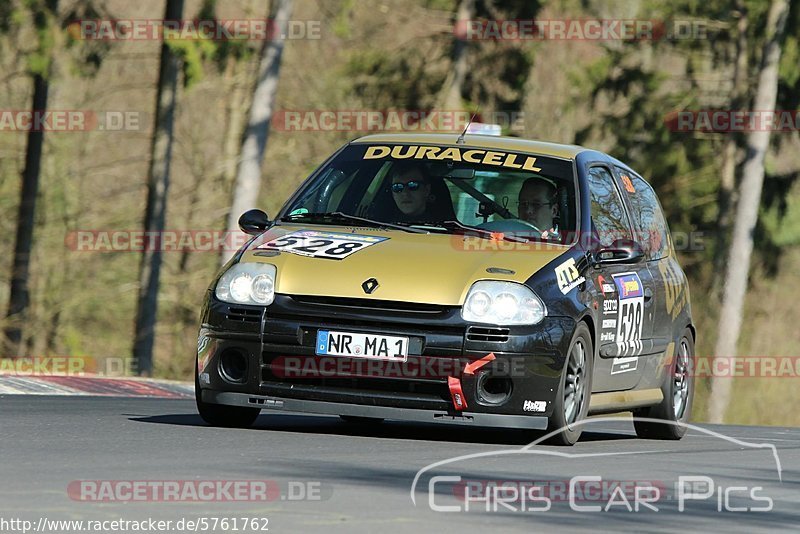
[633,329,694,440]
[195,363,260,428]
[546,322,593,446]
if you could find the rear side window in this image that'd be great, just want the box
[587,166,631,247]
[615,167,669,260]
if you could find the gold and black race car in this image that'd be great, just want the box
[195,133,694,445]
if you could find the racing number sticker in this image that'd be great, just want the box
[257,230,388,260]
[612,272,644,358]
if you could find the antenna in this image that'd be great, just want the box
[456,110,479,145]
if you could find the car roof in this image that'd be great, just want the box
[351,133,588,160]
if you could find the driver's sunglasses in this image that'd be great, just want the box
[391,181,422,194]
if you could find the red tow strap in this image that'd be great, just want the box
[448,376,467,411]
[447,353,497,411]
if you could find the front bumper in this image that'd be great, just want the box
[197,292,575,424]
[203,390,548,429]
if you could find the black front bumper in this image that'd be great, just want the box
[197,292,576,426]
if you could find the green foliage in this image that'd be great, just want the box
[168,0,261,87]
[345,49,445,109]
[62,1,112,77]
[332,0,354,39]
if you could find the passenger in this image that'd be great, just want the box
[518,177,560,239]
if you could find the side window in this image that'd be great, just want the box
[586,166,632,247]
[615,167,669,260]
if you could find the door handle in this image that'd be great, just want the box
[644,287,654,301]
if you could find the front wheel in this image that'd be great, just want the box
[633,329,694,440]
[195,363,260,428]
[546,322,593,446]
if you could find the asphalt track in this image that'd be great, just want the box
[1,395,798,533]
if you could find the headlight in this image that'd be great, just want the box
[461,281,546,325]
[215,263,277,306]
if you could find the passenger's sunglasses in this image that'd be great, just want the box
[391,181,422,193]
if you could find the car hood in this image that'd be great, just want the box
[238,224,569,306]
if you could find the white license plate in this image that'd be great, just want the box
[315,330,409,362]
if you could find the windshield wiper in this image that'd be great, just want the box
[280,211,428,234]
[405,220,530,243]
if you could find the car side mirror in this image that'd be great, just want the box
[593,241,644,266]
[238,209,270,235]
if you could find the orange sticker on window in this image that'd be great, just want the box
[621,174,635,193]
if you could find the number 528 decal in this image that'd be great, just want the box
[612,272,644,357]
[257,230,388,260]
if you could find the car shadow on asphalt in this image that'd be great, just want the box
[128,412,639,446]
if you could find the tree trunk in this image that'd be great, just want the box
[708,0,790,423]
[4,72,49,354]
[712,2,748,298]
[132,0,185,376]
[221,0,293,265]
[438,0,474,111]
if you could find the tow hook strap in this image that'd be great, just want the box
[447,377,467,411]
[448,353,497,411]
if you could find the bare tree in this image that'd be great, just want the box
[437,0,474,111]
[5,72,49,353]
[221,0,293,265]
[712,2,749,298]
[4,0,58,354]
[708,0,790,423]
[132,0,185,376]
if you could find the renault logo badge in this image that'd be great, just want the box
[361,278,379,294]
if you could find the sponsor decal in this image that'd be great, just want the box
[555,257,586,294]
[659,260,688,320]
[611,357,639,374]
[602,299,618,315]
[597,275,616,294]
[600,331,615,342]
[362,145,542,172]
[612,273,644,356]
[257,230,387,260]
[523,400,547,413]
[602,319,616,329]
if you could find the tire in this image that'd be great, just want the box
[339,415,384,424]
[546,322,593,446]
[633,328,694,440]
[195,362,260,428]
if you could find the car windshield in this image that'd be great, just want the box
[281,143,578,243]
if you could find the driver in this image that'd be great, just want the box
[390,162,434,222]
[518,177,559,239]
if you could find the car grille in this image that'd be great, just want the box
[289,295,450,315]
[226,307,262,323]
[466,326,510,343]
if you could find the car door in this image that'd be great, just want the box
[585,165,655,392]
[615,168,682,356]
